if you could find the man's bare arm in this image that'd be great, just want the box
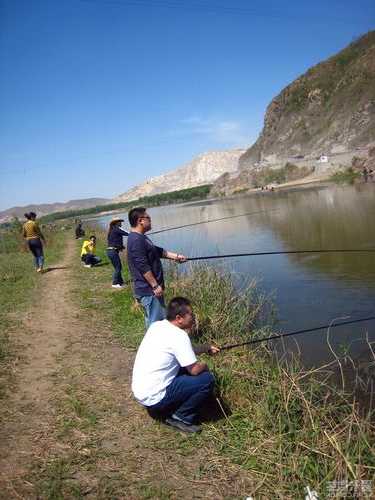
[163,250,187,262]
[185,362,208,376]
[143,270,163,297]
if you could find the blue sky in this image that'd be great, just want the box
[0,0,374,210]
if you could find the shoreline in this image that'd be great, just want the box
[84,175,333,219]
[1,226,374,497]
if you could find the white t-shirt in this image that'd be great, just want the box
[131,319,197,406]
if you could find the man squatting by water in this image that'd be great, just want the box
[127,206,187,328]
[132,297,220,433]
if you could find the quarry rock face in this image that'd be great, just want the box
[114,150,246,202]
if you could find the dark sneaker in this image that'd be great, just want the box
[164,417,201,434]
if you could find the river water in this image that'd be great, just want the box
[95,182,375,369]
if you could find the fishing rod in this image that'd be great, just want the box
[220,315,375,351]
[187,248,375,261]
[149,208,280,235]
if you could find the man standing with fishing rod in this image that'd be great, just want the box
[127,207,187,328]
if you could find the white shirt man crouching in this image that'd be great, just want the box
[132,296,219,433]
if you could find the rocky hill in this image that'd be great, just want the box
[0,198,110,223]
[213,31,375,195]
[114,150,246,202]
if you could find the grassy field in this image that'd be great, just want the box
[72,226,375,498]
[0,224,68,396]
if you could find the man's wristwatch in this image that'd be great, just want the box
[152,284,159,290]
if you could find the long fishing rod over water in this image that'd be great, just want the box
[219,315,375,351]
[124,248,375,284]
[149,208,280,235]
[187,248,375,261]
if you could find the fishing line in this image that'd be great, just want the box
[149,208,280,235]
[187,248,375,261]
[220,316,375,350]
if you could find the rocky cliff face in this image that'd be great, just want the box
[213,31,375,195]
[241,31,375,167]
[114,150,246,202]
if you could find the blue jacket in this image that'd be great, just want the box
[107,227,129,250]
[127,232,164,296]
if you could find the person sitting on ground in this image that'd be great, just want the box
[80,235,101,267]
[132,297,220,434]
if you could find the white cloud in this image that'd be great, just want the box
[170,115,254,147]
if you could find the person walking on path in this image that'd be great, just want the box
[106,218,129,289]
[22,212,46,273]
[127,207,187,328]
[80,235,101,267]
[132,297,219,433]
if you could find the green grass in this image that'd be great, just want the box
[0,224,68,395]
[34,456,89,500]
[71,229,145,349]
[72,225,375,498]
[56,383,99,439]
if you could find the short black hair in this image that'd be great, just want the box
[166,297,192,321]
[89,235,96,240]
[128,207,147,227]
[24,212,36,220]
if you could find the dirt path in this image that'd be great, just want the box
[0,238,81,495]
[0,237,252,499]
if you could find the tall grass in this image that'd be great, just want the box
[168,266,375,498]
[74,225,375,498]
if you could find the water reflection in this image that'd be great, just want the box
[94,183,375,368]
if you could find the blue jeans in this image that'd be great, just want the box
[28,238,44,269]
[137,294,166,329]
[106,249,123,285]
[82,254,101,266]
[149,370,215,424]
